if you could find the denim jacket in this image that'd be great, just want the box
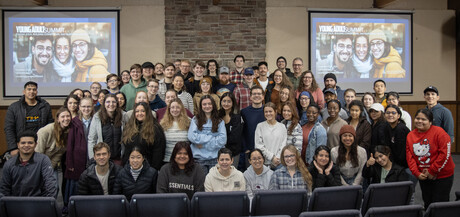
[305,121,327,164]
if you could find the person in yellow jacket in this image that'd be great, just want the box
[71,29,110,82]
[369,29,406,78]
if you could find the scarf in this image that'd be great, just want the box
[53,56,75,82]
[352,54,372,78]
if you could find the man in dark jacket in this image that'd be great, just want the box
[78,142,121,195]
[3,81,53,159]
[0,130,57,197]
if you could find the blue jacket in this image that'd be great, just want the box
[305,121,327,164]
[149,95,166,111]
[428,103,454,143]
[188,118,227,160]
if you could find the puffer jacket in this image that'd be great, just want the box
[78,161,121,195]
[113,160,157,200]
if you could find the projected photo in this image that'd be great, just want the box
[3,10,119,97]
[309,12,412,94]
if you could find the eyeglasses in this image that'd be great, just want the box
[35,45,52,53]
[283,154,296,159]
[108,79,118,83]
[293,64,303,67]
[370,41,384,48]
[274,75,283,78]
[303,76,312,79]
[250,157,263,162]
[385,111,397,115]
[148,85,159,88]
[80,106,92,109]
[72,42,88,50]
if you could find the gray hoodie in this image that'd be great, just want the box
[243,165,274,199]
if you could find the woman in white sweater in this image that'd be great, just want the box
[160,98,191,163]
[255,102,288,169]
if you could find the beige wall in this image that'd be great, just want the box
[266,0,456,101]
[0,0,165,106]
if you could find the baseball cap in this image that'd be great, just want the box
[219,66,230,74]
[244,68,254,75]
[423,86,438,95]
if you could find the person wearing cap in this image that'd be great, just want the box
[256,61,270,91]
[185,61,206,97]
[316,34,354,78]
[215,66,236,96]
[369,29,405,78]
[71,29,110,82]
[4,81,54,160]
[323,73,346,108]
[320,88,348,121]
[233,67,259,110]
[230,55,245,84]
[14,35,57,82]
[331,125,367,186]
[351,34,372,78]
[193,76,220,115]
[120,63,148,111]
[369,103,387,154]
[141,62,155,80]
[424,86,454,142]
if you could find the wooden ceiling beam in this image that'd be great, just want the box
[374,0,398,8]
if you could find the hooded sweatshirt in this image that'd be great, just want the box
[204,165,245,192]
[373,46,405,78]
[243,165,273,199]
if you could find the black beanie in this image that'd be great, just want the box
[324,73,337,83]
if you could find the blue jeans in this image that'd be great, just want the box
[64,179,78,206]
[195,158,217,175]
[53,169,59,199]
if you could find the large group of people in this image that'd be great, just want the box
[0,55,456,213]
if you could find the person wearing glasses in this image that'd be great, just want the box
[71,29,109,82]
[106,74,120,94]
[316,34,354,79]
[369,29,405,78]
[14,35,57,82]
[244,149,273,199]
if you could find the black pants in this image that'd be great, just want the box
[419,175,454,209]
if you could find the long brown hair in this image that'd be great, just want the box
[196,95,221,132]
[160,98,191,131]
[273,69,293,89]
[297,70,319,93]
[99,94,123,127]
[122,102,157,144]
[337,133,359,167]
[281,145,312,191]
[54,107,71,148]
[282,101,300,135]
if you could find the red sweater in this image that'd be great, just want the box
[406,125,454,179]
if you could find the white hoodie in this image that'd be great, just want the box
[204,165,245,192]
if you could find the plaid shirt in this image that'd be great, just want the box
[268,166,308,190]
[233,83,251,110]
[230,68,244,84]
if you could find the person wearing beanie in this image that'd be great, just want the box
[369,29,405,78]
[316,34,354,79]
[71,29,110,82]
[193,76,220,115]
[330,125,367,186]
[323,72,346,108]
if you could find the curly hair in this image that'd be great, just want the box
[297,70,319,93]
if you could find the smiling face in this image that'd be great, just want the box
[273,71,283,85]
[414,112,431,132]
[264,106,276,122]
[302,72,313,87]
[219,72,229,84]
[282,104,293,121]
[369,109,382,122]
[299,95,311,109]
[363,95,374,109]
[58,111,71,128]
[175,148,190,167]
[23,84,38,101]
[201,98,213,115]
[135,92,148,104]
[169,101,182,118]
[218,153,233,172]
[374,151,390,168]
[72,40,88,62]
[200,80,211,93]
[55,37,70,64]
[194,64,205,77]
[307,106,319,123]
[283,149,296,167]
[94,147,110,167]
[73,90,83,99]
[121,71,130,83]
[147,81,159,96]
[370,39,385,59]
[424,91,439,107]
[277,58,286,69]
[134,104,146,122]
[130,67,142,81]
[116,93,126,108]
[258,64,268,78]
[67,98,79,113]
[355,36,368,61]
[293,59,303,74]
[17,136,36,156]
[279,88,290,103]
[173,76,184,90]
[349,105,361,120]
[327,101,340,118]
[334,38,352,63]
[251,88,264,105]
[208,62,217,73]
[129,150,144,170]
[143,67,154,79]
[155,64,164,76]
[165,91,177,105]
[384,107,400,125]
[104,96,118,113]
[180,62,191,74]
[249,150,264,170]
[324,78,336,89]
[33,39,53,66]
[315,150,330,168]
[80,99,93,118]
[387,95,399,106]
[344,92,355,106]
[221,96,233,111]
[341,133,354,147]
